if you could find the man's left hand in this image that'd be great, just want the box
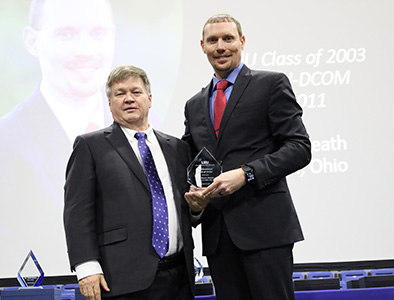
[202,168,246,198]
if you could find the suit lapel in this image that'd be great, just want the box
[155,130,173,173]
[155,131,184,223]
[200,84,217,143]
[195,83,218,154]
[216,65,252,145]
[105,122,150,191]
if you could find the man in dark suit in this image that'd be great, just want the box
[64,65,195,299]
[183,14,311,300]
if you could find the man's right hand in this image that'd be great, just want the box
[184,185,210,213]
[78,274,110,300]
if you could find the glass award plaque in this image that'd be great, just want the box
[194,256,204,282]
[17,250,44,287]
[187,147,222,188]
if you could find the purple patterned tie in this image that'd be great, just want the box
[135,132,169,258]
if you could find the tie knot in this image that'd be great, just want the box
[135,132,146,140]
[216,80,228,91]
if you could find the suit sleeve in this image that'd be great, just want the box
[247,72,311,190]
[182,103,198,159]
[63,136,100,271]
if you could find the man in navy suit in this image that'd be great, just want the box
[183,14,311,300]
[64,65,194,299]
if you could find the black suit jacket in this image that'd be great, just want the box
[64,122,194,297]
[182,65,311,256]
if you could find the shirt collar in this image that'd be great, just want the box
[212,62,244,90]
[120,123,154,142]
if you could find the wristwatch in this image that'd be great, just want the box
[241,164,255,183]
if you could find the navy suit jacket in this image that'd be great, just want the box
[64,122,194,297]
[182,65,311,256]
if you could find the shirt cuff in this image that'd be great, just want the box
[190,209,204,220]
[75,260,103,281]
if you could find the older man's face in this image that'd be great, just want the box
[109,76,152,131]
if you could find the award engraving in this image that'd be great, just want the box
[187,147,222,188]
[17,250,44,287]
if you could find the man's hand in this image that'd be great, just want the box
[79,274,110,300]
[202,168,246,198]
[185,185,211,213]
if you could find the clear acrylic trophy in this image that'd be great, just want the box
[17,250,44,287]
[187,147,222,188]
[194,256,204,282]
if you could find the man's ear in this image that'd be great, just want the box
[200,40,206,54]
[148,93,152,108]
[240,35,246,51]
[23,26,39,57]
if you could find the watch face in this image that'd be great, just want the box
[247,173,255,182]
[242,165,254,182]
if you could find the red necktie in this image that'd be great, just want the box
[213,80,229,138]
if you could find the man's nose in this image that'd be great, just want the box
[73,34,96,56]
[216,39,226,51]
[124,93,135,103]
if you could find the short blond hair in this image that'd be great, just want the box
[28,0,112,30]
[202,14,243,40]
[106,65,151,98]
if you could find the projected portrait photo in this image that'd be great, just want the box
[0,0,182,277]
